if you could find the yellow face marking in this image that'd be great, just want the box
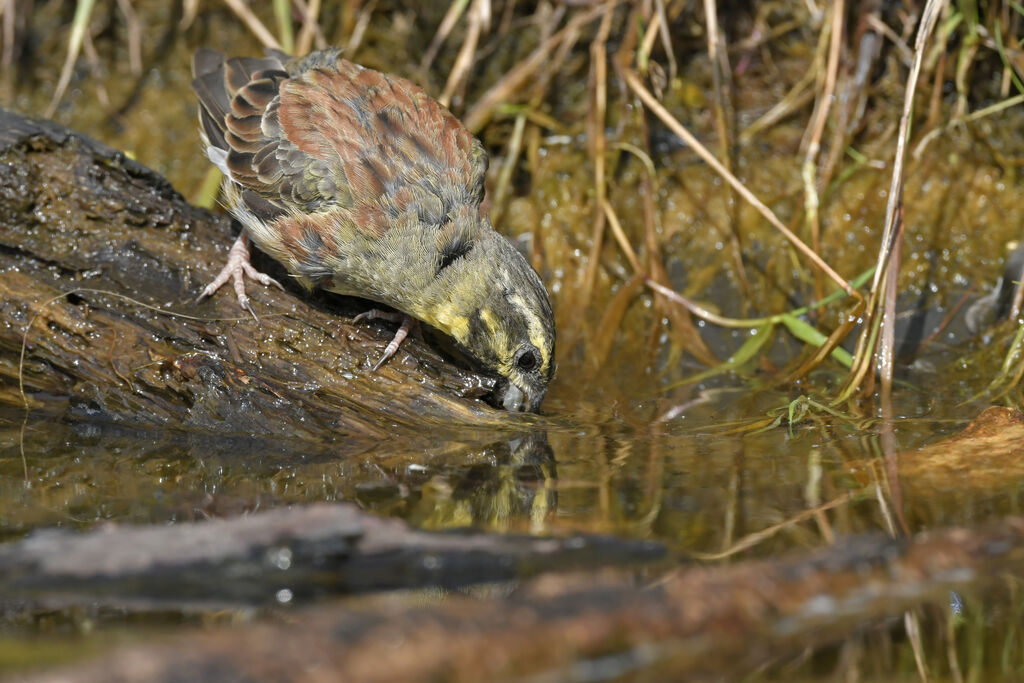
[509,294,550,372]
[478,308,511,372]
[430,302,470,343]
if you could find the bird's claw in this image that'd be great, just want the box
[196,233,283,320]
[355,310,417,371]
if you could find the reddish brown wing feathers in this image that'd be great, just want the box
[277,59,486,238]
[193,49,488,242]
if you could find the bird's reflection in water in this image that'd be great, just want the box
[397,431,556,533]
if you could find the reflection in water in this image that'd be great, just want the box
[0,410,558,537]
[393,431,557,533]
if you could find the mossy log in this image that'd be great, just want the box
[0,502,665,605]
[17,515,1024,682]
[0,110,524,439]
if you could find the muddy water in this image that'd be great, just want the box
[3,2,1024,680]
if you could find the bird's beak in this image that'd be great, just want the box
[496,381,543,413]
[500,382,527,411]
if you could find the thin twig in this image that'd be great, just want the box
[115,0,142,75]
[45,0,97,118]
[688,491,858,560]
[838,0,946,403]
[622,68,858,299]
[420,0,470,77]
[580,2,614,310]
[222,0,282,51]
[801,0,844,302]
[294,0,324,55]
[463,3,608,132]
[439,0,488,108]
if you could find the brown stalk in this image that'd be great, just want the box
[114,0,142,75]
[344,0,376,55]
[489,111,527,226]
[838,0,946,403]
[80,29,110,109]
[222,0,282,51]
[600,199,642,274]
[45,0,96,119]
[294,0,325,55]
[688,491,858,561]
[653,0,677,82]
[420,0,470,78]
[579,2,615,311]
[622,67,858,301]
[0,0,12,70]
[439,0,489,109]
[587,274,646,372]
[702,0,750,301]
[820,6,881,191]
[801,0,845,304]
[463,3,608,133]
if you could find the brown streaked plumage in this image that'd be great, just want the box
[191,48,555,412]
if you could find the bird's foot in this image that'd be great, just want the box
[354,310,419,371]
[196,233,284,320]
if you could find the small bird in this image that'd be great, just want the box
[191,48,555,412]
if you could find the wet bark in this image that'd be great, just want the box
[0,109,521,439]
[0,502,666,607]
[15,515,1024,682]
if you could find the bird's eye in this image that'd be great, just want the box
[515,347,540,372]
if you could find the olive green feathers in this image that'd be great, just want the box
[192,48,555,412]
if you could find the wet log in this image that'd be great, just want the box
[0,109,521,439]
[15,516,1024,682]
[0,502,665,608]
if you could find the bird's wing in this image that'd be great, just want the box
[191,49,488,241]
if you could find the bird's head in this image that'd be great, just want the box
[416,226,555,413]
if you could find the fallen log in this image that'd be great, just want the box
[0,502,665,608]
[14,516,1024,682]
[0,109,524,439]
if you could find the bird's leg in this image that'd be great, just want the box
[353,309,419,370]
[196,233,284,319]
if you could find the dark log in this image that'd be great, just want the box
[0,109,526,439]
[0,502,665,608]
[14,516,1024,682]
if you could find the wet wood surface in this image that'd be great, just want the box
[14,514,1024,682]
[0,109,521,440]
[0,502,665,607]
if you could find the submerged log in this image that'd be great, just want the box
[0,109,523,438]
[15,516,1024,682]
[0,502,666,607]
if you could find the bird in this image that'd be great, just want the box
[190,48,555,412]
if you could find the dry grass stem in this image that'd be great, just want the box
[740,71,817,143]
[80,29,110,110]
[463,4,607,132]
[439,0,489,108]
[623,68,857,300]
[653,0,677,82]
[840,0,946,403]
[490,111,527,225]
[294,0,325,55]
[344,0,376,56]
[601,200,642,274]
[1,0,13,70]
[580,3,614,310]
[45,0,97,118]
[222,0,282,51]
[420,0,470,77]
[688,491,857,561]
[114,0,142,75]
[802,0,844,301]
